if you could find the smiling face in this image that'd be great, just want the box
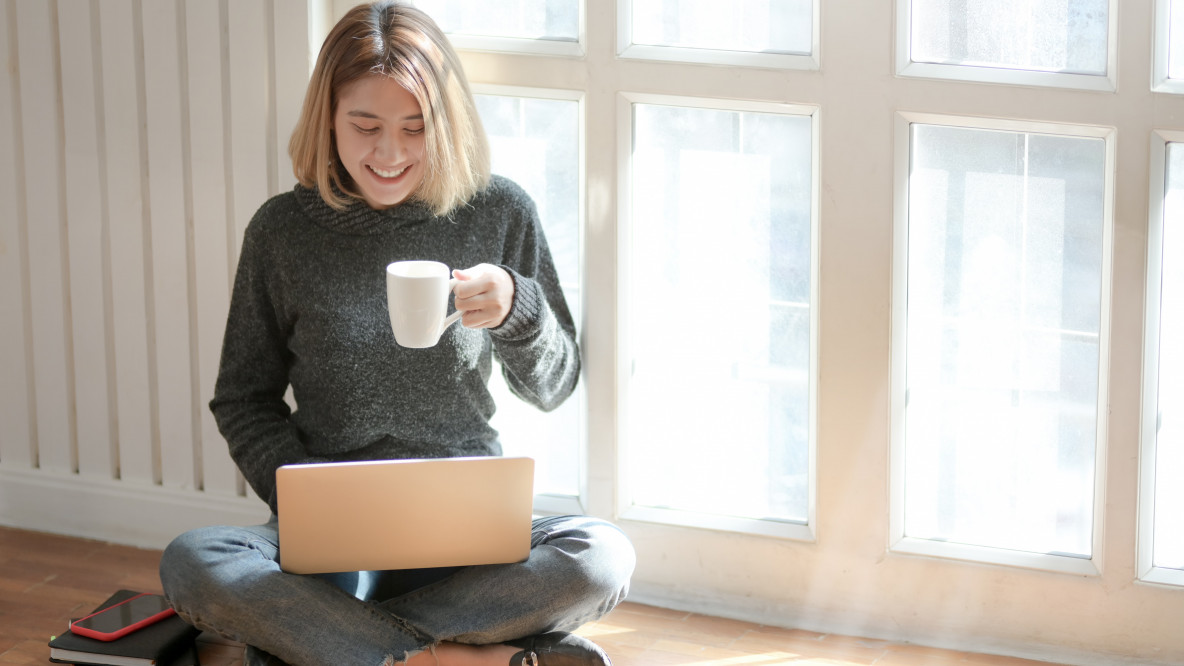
[333,75,427,210]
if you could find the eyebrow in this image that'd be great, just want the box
[345,110,424,121]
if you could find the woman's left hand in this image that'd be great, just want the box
[452,264,515,329]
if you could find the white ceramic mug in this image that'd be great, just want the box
[386,260,464,348]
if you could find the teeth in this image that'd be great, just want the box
[370,165,407,178]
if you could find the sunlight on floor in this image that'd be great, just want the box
[574,603,1064,666]
[578,625,637,638]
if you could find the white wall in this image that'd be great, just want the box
[0,0,311,545]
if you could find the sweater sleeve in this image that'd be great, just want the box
[208,213,324,513]
[488,188,581,412]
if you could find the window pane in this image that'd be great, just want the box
[911,0,1109,75]
[413,0,578,42]
[1172,0,1184,79]
[904,124,1106,557]
[475,94,581,497]
[1155,142,1184,569]
[629,103,813,524]
[631,0,812,55]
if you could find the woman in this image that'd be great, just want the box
[158,2,635,665]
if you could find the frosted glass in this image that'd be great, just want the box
[413,0,578,42]
[911,0,1109,75]
[1172,0,1184,80]
[631,0,812,55]
[475,94,581,498]
[1154,143,1184,569]
[629,103,813,523]
[905,124,1106,557]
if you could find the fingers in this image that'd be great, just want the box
[452,264,514,328]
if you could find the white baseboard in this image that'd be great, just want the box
[0,466,271,550]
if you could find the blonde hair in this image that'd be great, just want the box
[289,1,491,215]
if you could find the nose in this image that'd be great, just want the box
[374,129,405,163]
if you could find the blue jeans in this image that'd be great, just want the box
[159,515,635,666]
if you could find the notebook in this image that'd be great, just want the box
[275,456,535,574]
[48,589,201,666]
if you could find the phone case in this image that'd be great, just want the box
[69,593,178,641]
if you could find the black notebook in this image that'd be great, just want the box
[48,590,201,666]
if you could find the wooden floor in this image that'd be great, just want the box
[0,525,1066,666]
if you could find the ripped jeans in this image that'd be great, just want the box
[159,515,635,666]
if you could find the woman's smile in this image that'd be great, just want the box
[369,164,410,179]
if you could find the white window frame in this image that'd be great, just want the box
[616,0,821,70]
[1154,0,1184,94]
[889,111,1116,576]
[361,0,586,58]
[471,83,588,517]
[1138,130,1184,587]
[443,33,584,59]
[894,0,1119,92]
[615,91,820,542]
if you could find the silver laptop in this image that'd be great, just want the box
[275,456,535,574]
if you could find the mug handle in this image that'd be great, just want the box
[442,278,463,330]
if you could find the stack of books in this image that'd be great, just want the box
[47,590,201,666]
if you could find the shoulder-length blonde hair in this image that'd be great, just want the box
[289,1,491,216]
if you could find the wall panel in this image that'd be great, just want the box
[273,0,309,195]
[0,0,35,470]
[0,0,311,539]
[98,0,155,485]
[141,0,197,491]
[184,0,237,497]
[60,0,116,481]
[228,0,271,255]
[15,0,72,474]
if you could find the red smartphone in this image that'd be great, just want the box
[70,593,177,641]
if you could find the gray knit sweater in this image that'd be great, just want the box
[209,176,579,513]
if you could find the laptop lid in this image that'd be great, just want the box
[276,456,534,574]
